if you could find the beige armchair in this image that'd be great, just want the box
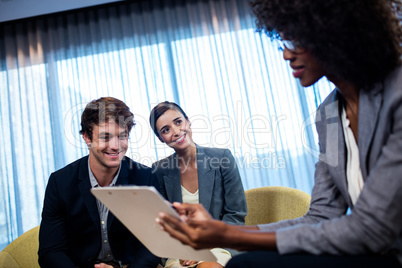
[244,186,311,225]
[0,225,164,268]
[0,226,40,268]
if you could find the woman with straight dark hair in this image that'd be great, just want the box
[150,101,247,268]
[156,0,402,267]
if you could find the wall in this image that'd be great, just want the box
[0,0,122,22]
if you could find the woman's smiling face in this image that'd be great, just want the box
[155,109,193,151]
[282,45,326,87]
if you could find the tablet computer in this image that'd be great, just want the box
[91,186,217,262]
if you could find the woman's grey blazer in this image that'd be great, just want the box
[152,145,247,225]
[259,65,402,263]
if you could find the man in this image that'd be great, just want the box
[39,97,160,268]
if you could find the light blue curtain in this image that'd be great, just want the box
[0,0,333,249]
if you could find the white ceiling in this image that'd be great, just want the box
[0,0,123,23]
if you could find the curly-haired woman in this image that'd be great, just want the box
[156,0,402,267]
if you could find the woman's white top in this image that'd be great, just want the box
[341,108,365,205]
[181,186,199,204]
[164,186,231,268]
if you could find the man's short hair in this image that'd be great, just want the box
[79,97,135,141]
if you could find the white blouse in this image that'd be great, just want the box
[164,186,231,268]
[341,108,364,205]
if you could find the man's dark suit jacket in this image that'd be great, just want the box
[38,155,160,268]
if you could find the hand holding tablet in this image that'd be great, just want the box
[91,186,217,262]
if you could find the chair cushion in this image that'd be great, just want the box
[0,226,40,268]
[245,186,311,225]
[0,250,20,268]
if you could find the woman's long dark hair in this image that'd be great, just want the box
[149,101,189,139]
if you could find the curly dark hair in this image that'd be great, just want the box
[249,0,402,88]
[79,97,135,141]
